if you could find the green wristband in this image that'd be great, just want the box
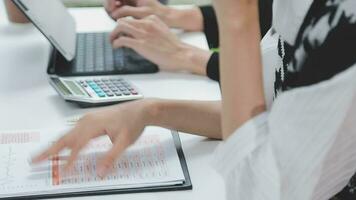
[211,48,220,53]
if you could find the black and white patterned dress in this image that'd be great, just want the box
[274,0,356,198]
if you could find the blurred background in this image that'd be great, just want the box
[62,0,212,7]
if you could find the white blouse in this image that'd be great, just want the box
[211,0,356,199]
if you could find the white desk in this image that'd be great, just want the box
[0,3,224,200]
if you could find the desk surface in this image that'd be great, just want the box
[0,3,224,200]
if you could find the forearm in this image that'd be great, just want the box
[215,1,266,139]
[164,6,204,32]
[144,99,222,139]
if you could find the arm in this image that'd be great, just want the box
[214,0,266,138]
[148,99,222,139]
[104,0,204,31]
[164,6,204,32]
[33,99,222,176]
[110,15,211,75]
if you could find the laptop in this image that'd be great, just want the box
[12,0,159,77]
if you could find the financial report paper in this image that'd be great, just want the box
[0,127,185,198]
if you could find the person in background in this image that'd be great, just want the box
[4,0,273,82]
[104,0,273,82]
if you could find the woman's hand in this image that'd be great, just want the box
[32,99,153,177]
[110,15,211,74]
[32,98,223,177]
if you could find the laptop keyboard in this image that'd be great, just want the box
[74,33,125,73]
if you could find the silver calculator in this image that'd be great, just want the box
[50,77,143,107]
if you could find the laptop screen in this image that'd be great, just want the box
[13,0,77,61]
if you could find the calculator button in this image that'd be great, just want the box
[97,93,106,98]
[114,92,122,96]
[93,88,101,93]
[123,91,131,95]
[89,83,97,88]
[106,92,114,97]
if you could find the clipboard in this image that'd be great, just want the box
[5,131,192,200]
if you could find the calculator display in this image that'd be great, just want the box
[64,81,85,96]
[52,78,72,96]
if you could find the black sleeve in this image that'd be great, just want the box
[206,52,220,82]
[258,0,274,37]
[202,0,274,82]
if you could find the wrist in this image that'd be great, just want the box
[140,98,162,126]
[177,44,211,75]
[162,7,203,31]
[160,6,178,27]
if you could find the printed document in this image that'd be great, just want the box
[0,127,185,198]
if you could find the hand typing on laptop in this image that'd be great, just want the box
[110,15,211,74]
[104,0,213,75]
